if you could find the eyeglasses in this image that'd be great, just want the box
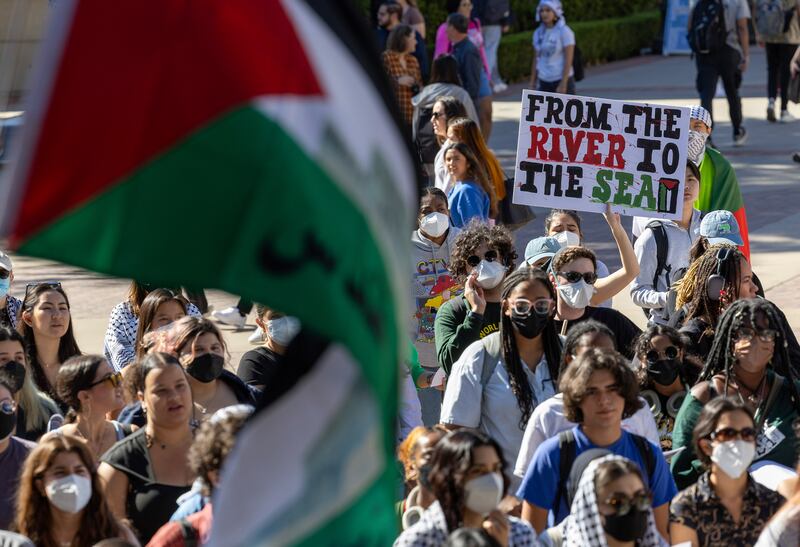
[0,269,10,280]
[735,327,777,343]
[0,400,15,414]
[510,298,554,316]
[466,250,500,268]
[88,372,123,389]
[556,271,598,285]
[645,346,679,364]
[710,427,757,442]
[23,280,62,301]
[603,491,652,516]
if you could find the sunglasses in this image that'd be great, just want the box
[431,111,445,120]
[23,280,62,301]
[510,298,554,316]
[556,271,598,285]
[645,346,679,364]
[466,250,500,268]
[735,327,777,343]
[710,426,757,442]
[88,372,123,389]
[0,269,10,280]
[603,491,652,516]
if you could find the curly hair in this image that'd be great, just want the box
[560,349,642,423]
[188,405,252,496]
[632,325,701,388]
[550,245,597,273]
[427,429,509,533]
[448,221,517,279]
[699,299,800,413]
[500,267,562,429]
[15,434,127,547]
[676,244,745,336]
[691,397,754,467]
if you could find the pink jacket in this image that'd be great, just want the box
[434,19,491,79]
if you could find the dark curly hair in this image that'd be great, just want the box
[560,349,642,423]
[188,405,252,496]
[427,429,509,533]
[500,267,562,429]
[550,245,597,274]
[448,220,517,280]
[691,397,754,467]
[632,325,701,388]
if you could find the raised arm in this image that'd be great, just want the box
[591,204,640,305]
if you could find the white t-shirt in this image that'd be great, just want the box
[441,338,557,489]
[532,22,575,83]
[513,392,661,478]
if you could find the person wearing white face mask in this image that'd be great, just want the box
[670,397,784,547]
[548,246,641,359]
[434,222,517,374]
[238,304,300,392]
[14,434,138,546]
[0,251,21,331]
[394,429,536,546]
[544,206,640,309]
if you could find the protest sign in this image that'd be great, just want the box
[513,91,690,220]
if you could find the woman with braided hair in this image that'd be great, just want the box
[673,244,757,361]
[670,298,800,490]
[440,266,562,489]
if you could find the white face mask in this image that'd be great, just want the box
[687,129,708,164]
[267,316,301,346]
[475,260,506,290]
[711,439,755,479]
[463,472,504,516]
[552,230,580,248]
[45,474,92,513]
[419,212,450,239]
[556,278,595,309]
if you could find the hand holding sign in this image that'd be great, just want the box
[512,91,690,220]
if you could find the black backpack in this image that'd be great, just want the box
[572,45,585,82]
[553,429,656,514]
[688,0,727,54]
[640,221,686,321]
[415,105,439,165]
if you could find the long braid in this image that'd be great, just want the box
[500,267,563,429]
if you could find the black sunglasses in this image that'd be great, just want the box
[710,427,757,443]
[23,281,62,301]
[466,250,500,268]
[603,491,652,516]
[556,271,597,285]
[88,372,123,390]
[645,346,679,364]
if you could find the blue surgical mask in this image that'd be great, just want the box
[0,277,9,298]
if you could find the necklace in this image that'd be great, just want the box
[733,371,767,408]
[73,420,108,457]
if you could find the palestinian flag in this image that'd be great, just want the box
[697,147,750,260]
[1,1,415,545]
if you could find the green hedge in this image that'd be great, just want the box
[497,10,661,83]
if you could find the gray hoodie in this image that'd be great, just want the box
[630,210,701,325]
[410,226,463,368]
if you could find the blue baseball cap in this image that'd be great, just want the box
[701,210,743,246]
[522,236,561,269]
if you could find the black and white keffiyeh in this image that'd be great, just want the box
[562,455,663,547]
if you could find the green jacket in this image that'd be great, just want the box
[434,296,501,374]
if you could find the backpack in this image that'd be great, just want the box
[640,221,687,321]
[572,45,585,82]
[415,105,439,165]
[552,429,656,514]
[688,0,727,54]
[755,0,791,37]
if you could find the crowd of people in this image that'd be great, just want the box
[2,1,800,546]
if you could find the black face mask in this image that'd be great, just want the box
[0,361,26,393]
[417,463,433,490]
[510,310,549,339]
[647,358,680,386]
[0,406,16,441]
[602,508,649,542]
[185,353,224,383]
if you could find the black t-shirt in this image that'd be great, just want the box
[237,346,282,388]
[554,306,642,358]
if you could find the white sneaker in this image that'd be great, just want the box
[492,82,508,93]
[248,327,264,345]
[780,110,796,123]
[211,307,246,328]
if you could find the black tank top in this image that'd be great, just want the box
[101,429,191,543]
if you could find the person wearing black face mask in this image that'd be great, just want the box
[0,373,36,530]
[633,326,702,451]
[562,455,662,547]
[441,267,562,493]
